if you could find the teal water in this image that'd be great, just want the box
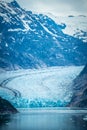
[0,108,87,130]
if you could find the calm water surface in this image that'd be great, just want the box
[0,108,87,130]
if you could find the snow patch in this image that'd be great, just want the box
[20,15,32,31]
[41,23,57,37]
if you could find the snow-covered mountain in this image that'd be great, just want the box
[47,13,87,43]
[0,0,87,70]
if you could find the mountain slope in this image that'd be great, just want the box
[69,65,87,107]
[0,1,87,70]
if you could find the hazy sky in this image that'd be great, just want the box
[3,0,87,16]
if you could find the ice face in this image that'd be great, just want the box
[0,66,83,108]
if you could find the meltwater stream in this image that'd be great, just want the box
[0,108,87,130]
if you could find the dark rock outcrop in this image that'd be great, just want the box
[69,65,87,107]
[0,97,18,114]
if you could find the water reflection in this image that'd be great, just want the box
[72,115,87,130]
[0,110,87,130]
[0,114,11,126]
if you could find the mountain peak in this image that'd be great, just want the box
[10,0,20,8]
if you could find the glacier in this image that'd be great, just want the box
[0,66,83,108]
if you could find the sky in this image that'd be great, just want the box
[3,0,87,16]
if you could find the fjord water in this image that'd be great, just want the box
[0,108,87,130]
